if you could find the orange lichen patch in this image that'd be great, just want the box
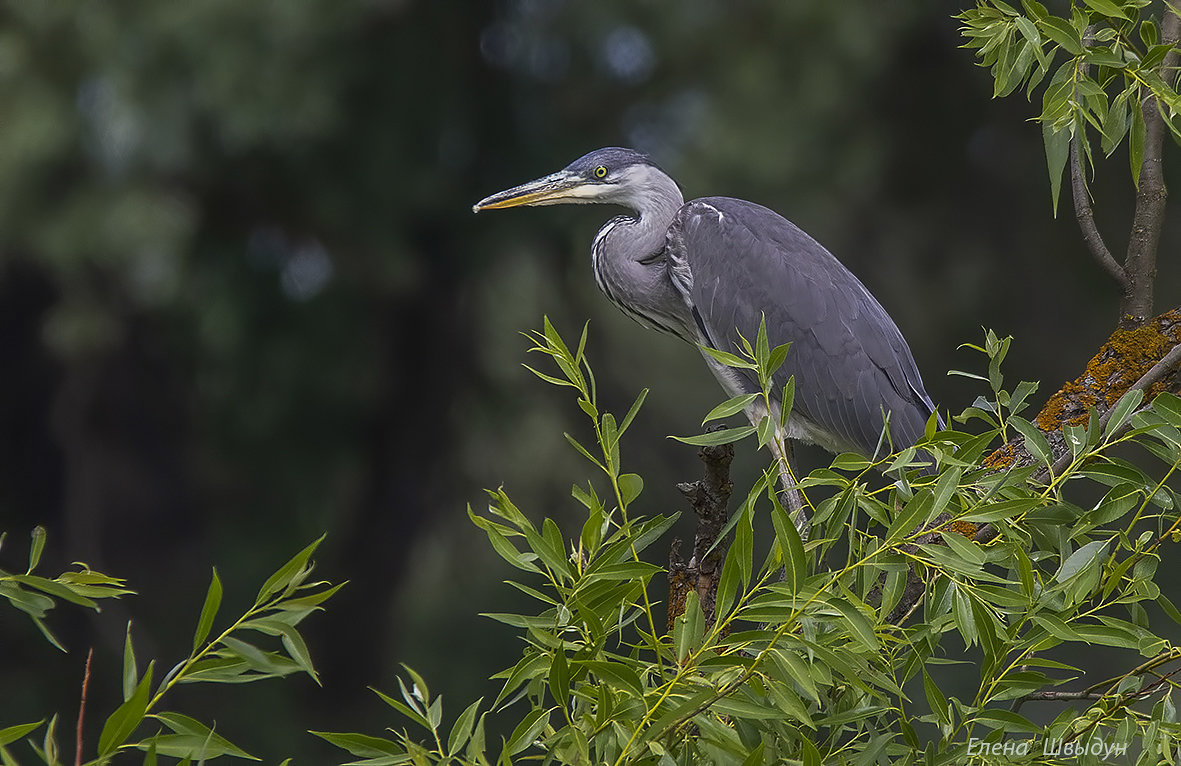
[1035,309,1181,432]
[948,520,979,539]
[983,441,1017,470]
[667,569,691,630]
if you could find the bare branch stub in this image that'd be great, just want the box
[667,440,735,630]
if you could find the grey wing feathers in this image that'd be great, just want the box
[672,196,937,457]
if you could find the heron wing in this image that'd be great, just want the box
[669,196,936,457]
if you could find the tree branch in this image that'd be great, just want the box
[1071,129,1131,295]
[1121,3,1181,326]
[667,439,735,629]
[975,323,1181,544]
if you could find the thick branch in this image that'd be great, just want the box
[982,308,1181,476]
[1122,4,1181,326]
[667,440,735,630]
[975,331,1181,544]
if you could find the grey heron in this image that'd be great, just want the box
[473,147,939,470]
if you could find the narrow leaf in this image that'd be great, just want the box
[0,722,43,747]
[99,662,154,756]
[1043,122,1070,214]
[670,425,755,447]
[702,393,759,425]
[27,527,46,574]
[123,623,138,702]
[256,535,324,604]
[193,569,222,652]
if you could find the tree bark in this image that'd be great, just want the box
[667,441,735,631]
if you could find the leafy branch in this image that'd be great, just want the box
[1,534,341,765]
[0,527,133,652]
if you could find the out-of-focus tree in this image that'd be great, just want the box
[1,0,1164,759]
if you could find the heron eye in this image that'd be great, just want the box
[594,165,608,179]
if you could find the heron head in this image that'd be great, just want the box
[472,147,667,212]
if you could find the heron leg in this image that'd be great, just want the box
[769,434,809,542]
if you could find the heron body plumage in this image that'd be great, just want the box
[474,147,939,462]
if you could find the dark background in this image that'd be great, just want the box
[1,0,1175,761]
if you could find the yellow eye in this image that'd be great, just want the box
[594,165,608,179]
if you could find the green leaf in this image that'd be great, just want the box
[670,425,755,447]
[1010,415,1052,465]
[548,649,569,710]
[756,413,776,448]
[617,388,648,437]
[448,698,483,755]
[219,636,301,678]
[503,709,549,758]
[468,508,541,574]
[953,589,979,647]
[563,432,605,470]
[278,625,319,684]
[274,581,345,611]
[1015,546,1036,599]
[771,498,807,593]
[8,574,98,609]
[768,648,820,703]
[1056,539,1108,583]
[0,721,43,747]
[715,548,740,620]
[699,345,757,370]
[1130,96,1146,186]
[1152,391,1181,427]
[1100,88,1130,156]
[580,660,645,698]
[829,597,880,652]
[145,713,257,760]
[1081,0,1130,21]
[618,473,644,506]
[734,501,754,588]
[123,624,138,702]
[961,497,1042,524]
[193,569,222,652]
[256,535,324,604]
[1032,613,1078,641]
[1040,15,1084,55]
[886,488,934,543]
[971,708,1040,733]
[779,376,795,428]
[1043,122,1071,214]
[99,661,154,756]
[767,341,792,378]
[940,531,986,567]
[702,393,759,425]
[831,453,872,472]
[922,669,950,726]
[310,731,405,759]
[674,591,706,661]
[26,527,46,574]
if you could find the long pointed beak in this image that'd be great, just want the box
[472,170,589,213]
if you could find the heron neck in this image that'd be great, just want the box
[618,169,685,259]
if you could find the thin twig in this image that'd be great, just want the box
[75,647,93,766]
